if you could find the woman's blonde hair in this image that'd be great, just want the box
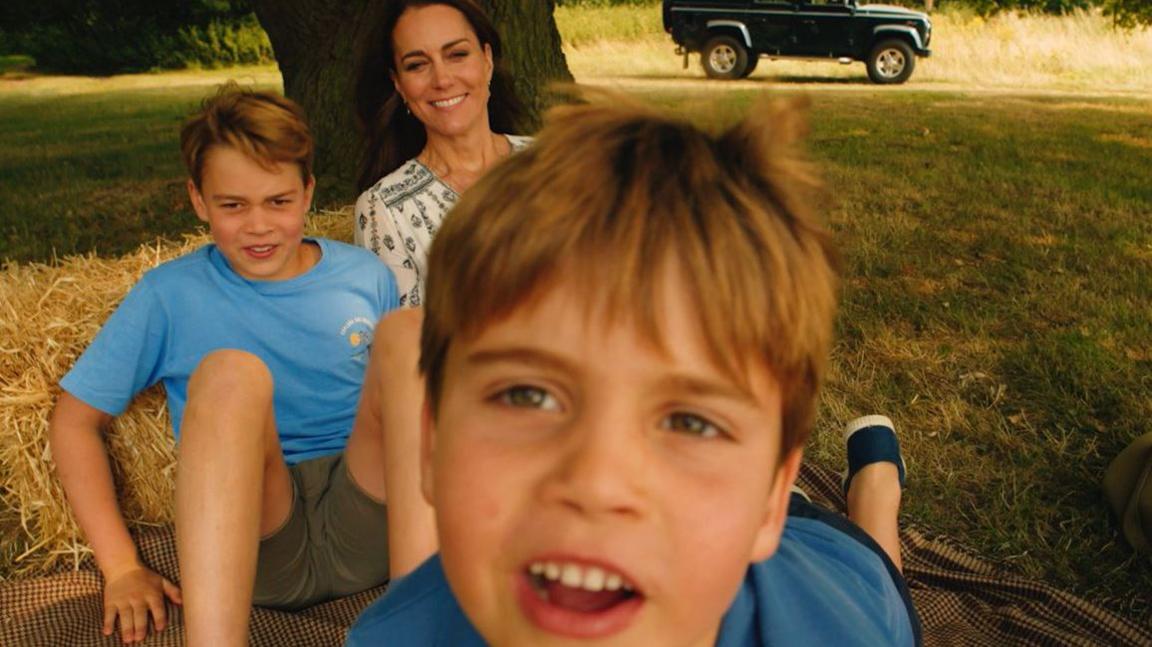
[421,92,839,455]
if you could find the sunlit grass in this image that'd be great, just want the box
[555,3,1152,93]
[2,7,1151,626]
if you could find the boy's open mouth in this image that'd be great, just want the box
[244,244,277,259]
[527,560,639,611]
[518,559,644,638]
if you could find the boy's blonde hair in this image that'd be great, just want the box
[421,93,839,456]
[180,83,314,188]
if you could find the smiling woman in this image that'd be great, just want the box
[351,0,529,308]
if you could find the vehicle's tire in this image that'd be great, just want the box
[866,39,915,84]
[740,55,759,78]
[701,35,749,80]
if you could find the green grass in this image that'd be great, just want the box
[0,70,279,265]
[760,89,1151,622]
[2,39,1151,628]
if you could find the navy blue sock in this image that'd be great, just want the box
[845,424,905,493]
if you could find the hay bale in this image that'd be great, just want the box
[0,210,354,578]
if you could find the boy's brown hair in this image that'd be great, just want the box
[420,92,839,456]
[180,83,314,188]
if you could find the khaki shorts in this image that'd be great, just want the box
[252,452,389,610]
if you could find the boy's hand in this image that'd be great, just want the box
[102,565,183,644]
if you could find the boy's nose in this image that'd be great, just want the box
[541,410,649,519]
[245,209,274,234]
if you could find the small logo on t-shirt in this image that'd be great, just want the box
[341,317,375,359]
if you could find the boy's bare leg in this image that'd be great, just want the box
[846,462,903,572]
[345,307,436,579]
[176,350,294,647]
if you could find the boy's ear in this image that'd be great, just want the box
[187,179,209,223]
[304,174,316,210]
[750,446,804,562]
[419,397,436,507]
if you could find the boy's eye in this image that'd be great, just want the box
[663,412,725,439]
[497,385,559,411]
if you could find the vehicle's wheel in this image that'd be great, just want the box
[701,35,749,80]
[740,55,759,79]
[866,39,915,84]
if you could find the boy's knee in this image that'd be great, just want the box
[376,308,423,340]
[371,309,423,366]
[188,349,273,399]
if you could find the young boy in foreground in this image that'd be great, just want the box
[48,86,405,645]
[347,96,922,645]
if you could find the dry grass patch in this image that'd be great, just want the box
[556,4,1152,94]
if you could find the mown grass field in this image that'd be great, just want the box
[2,2,1151,627]
[0,68,280,264]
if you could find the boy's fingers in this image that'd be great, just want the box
[101,605,116,635]
[162,577,183,604]
[148,593,168,632]
[117,608,134,644]
[132,602,149,642]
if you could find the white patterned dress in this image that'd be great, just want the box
[354,134,532,307]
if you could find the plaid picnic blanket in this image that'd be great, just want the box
[2,463,1149,646]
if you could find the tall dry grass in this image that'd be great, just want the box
[925,10,1152,90]
[555,4,1152,93]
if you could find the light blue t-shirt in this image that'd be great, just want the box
[345,510,919,646]
[61,238,399,464]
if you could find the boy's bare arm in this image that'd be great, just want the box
[49,392,181,643]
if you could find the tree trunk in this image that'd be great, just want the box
[251,0,571,203]
[481,0,572,127]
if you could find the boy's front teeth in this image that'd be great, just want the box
[529,561,632,593]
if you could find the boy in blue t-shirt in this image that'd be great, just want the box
[48,86,405,645]
[347,96,921,646]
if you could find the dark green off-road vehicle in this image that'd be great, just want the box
[663,0,932,84]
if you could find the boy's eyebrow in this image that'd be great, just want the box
[465,347,759,405]
[209,190,296,202]
[464,347,574,374]
[399,39,470,62]
[657,373,758,407]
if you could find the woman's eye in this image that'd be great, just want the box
[449,49,469,59]
[663,412,724,439]
[271,198,291,207]
[403,61,426,72]
[498,386,559,411]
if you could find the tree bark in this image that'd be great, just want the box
[481,0,572,126]
[250,0,571,202]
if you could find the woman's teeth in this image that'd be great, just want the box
[432,95,466,108]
